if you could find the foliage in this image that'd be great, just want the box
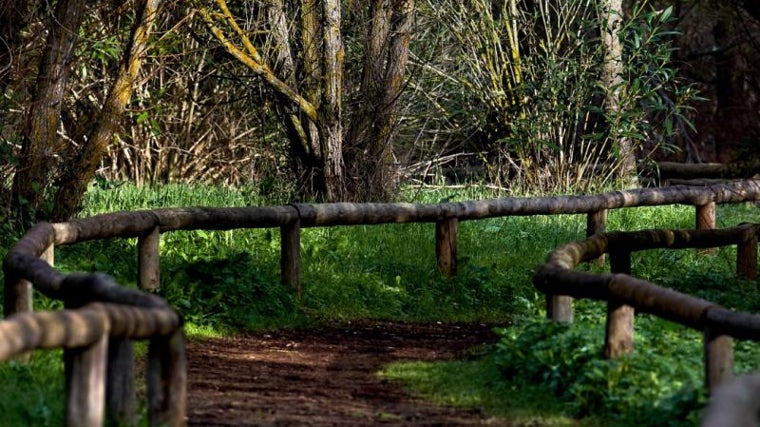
[160,249,298,330]
[492,318,707,426]
[379,355,607,426]
[0,351,64,427]
[426,0,701,192]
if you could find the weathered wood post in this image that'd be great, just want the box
[696,202,717,254]
[3,241,54,318]
[704,325,734,391]
[2,271,31,318]
[436,217,458,277]
[546,295,573,324]
[106,339,137,426]
[138,226,161,291]
[605,251,634,358]
[147,328,187,427]
[280,220,301,295]
[736,227,758,280]
[41,242,54,268]
[696,202,716,230]
[586,210,607,266]
[66,332,109,427]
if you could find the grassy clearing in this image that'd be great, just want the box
[1,183,758,425]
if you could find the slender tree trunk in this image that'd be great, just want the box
[320,0,345,201]
[12,0,87,222]
[372,0,413,196]
[268,0,325,198]
[600,0,637,188]
[299,0,322,158]
[51,0,161,220]
[345,0,414,201]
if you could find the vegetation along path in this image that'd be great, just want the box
[186,321,504,426]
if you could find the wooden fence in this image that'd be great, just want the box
[4,179,760,426]
[532,223,760,426]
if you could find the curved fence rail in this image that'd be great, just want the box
[533,223,760,426]
[5,180,760,426]
[3,222,185,427]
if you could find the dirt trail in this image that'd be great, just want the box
[186,321,509,426]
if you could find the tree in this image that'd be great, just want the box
[600,0,638,187]
[10,0,162,222]
[197,0,415,201]
[11,0,87,222]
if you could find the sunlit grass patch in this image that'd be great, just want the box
[378,356,607,426]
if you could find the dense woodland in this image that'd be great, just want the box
[0,0,759,222]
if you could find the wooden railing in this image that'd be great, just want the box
[653,160,760,186]
[3,222,185,427]
[533,223,760,425]
[5,179,760,426]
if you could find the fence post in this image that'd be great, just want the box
[736,228,758,280]
[696,202,717,255]
[66,333,109,427]
[696,202,716,230]
[546,296,573,324]
[605,251,634,358]
[586,209,607,266]
[106,339,137,426]
[41,242,54,267]
[3,242,54,318]
[138,226,161,291]
[280,220,301,295]
[704,326,734,391]
[147,328,187,427]
[436,217,458,277]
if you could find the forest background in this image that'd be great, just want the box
[0,0,759,224]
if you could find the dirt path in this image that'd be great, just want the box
[186,321,508,426]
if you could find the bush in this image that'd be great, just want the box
[493,318,707,426]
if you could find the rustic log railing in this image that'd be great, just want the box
[533,223,760,425]
[654,160,760,186]
[5,179,760,426]
[3,222,186,427]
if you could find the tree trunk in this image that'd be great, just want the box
[600,0,638,188]
[345,0,414,201]
[320,0,345,201]
[199,0,414,202]
[269,0,324,198]
[51,0,161,221]
[11,0,87,222]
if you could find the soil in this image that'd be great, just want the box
[185,320,509,426]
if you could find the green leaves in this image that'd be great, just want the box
[493,318,706,425]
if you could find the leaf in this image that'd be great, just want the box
[136,111,150,124]
[659,6,673,24]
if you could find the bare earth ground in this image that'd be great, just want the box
[186,321,509,426]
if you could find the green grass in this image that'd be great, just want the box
[378,355,608,426]
[0,351,65,426]
[1,183,759,425]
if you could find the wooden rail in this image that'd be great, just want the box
[657,160,760,180]
[3,223,186,426]
[5,179,760,425]
[653,160,760,186]
[533,224,760,425]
